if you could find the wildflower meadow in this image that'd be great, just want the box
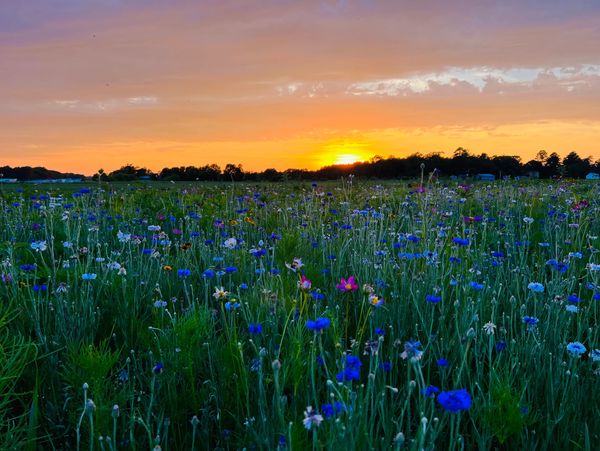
[0,178,599,450]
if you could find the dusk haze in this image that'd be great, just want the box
[2,3,600,449]
[2,0,600,174]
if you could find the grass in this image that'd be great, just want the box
[0,179,599,449]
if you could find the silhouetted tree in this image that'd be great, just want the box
[223,163,244,181]
[562,152,591,178]
[544,152,561,178]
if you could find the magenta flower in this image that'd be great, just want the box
[336,276,358,293]
[299,275,312,290]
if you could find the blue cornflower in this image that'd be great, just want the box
[306,317,331,331]
[437,389,472,413]
[250,248,266,257]
[153,362,164,375]
[248,323,263,334]
[567,294,581,303]
[401,340,423,360]
[375,327,385,336]
[495,340,507,352]
[546,259,569,273]
[278,434,286,447]
[321,402,346,418]
[336,355,361,382]
[453,237,469,246]
[225,266,238,273]
[522,316,539,331]
[379,361,392,372]
[19,264,36,272]
[566,341,586,357]
[177,269,191,278]
[527,282,545,293]
[437,358,449,367]
[239,283,249,289]
[470,282,484,291]
[321,404,334,418]
[426,294,442,303]
[202,269,215,278]
[81,273,97,280]
[422,385,440,398]
[33,284,47,292]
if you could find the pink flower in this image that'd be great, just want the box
[298,275,312,291]
[336,276,358,293]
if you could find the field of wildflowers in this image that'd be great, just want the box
[0,179,599,450]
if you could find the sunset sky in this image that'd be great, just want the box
[1,0,600,175]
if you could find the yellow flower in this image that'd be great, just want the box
[163,265,173,271]
[244,217,256,225]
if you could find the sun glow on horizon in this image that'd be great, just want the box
[333,153,362,165]
[320,139,374,167]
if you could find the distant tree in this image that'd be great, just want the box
[260,168,282,181]
[453,147,470,158]
[562,152,590,178]
[535,150,548,162]
[544,152,561,178]
[562,152,589,178]
[109,164,157,181]
[523,159,544,175]
[492,156,522,177]
[223,163,244,181]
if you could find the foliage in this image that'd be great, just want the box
[0,178,599,449]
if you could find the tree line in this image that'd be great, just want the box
[0,166,84,180]
[99,149,599,181]
[1,149,598,182]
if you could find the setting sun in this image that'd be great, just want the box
[334,154,361,165]
[320,139,374,167]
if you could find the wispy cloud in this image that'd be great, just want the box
[347,65,600,95]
